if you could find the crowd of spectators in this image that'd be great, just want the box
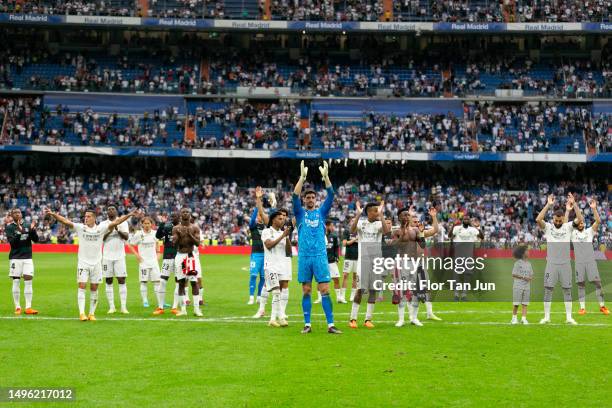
[2,44,611,98]
[0,0,610,22]
[1,97,609,153]
[311,103,610,153]
[0,170,609,248]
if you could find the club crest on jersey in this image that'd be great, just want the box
[305,217,320,228]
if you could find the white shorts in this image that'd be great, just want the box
[343,259,358,274]
[575,262,600,283]
[9,259,34,278]
[174,253,198,282]
[329,262,340,279]
[139,264,161,282]
[102,258,127,278]
[160,259,176,278]
[77,262,103,284]
[278,257,292,281]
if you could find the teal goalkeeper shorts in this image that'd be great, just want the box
[298,255,330,284]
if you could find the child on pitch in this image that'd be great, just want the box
[511,245,533,325]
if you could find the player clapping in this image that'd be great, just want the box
[6,209,39,315]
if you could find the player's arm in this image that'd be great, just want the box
[264,228,291,249]
[109,209,138,229]
[116,223,129,241]
[423,208,439,238]
[570,194,583,226]
[293,160,308,196]
[155,223,165,240]
[536,194,554,230]
[380,201,390,234]
[171,226,179,246]
[127,236,143,263]
[284,232,292,254]
[156,239,161,260]
[5,224,19,245]
[28,223,40,243]
[254,187,269,226]
[189,225,201,246]
[349,202,363,234]
[44,209,75,229]
[590,199,600,230]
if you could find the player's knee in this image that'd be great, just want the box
[117,277,126,285]
[161,276,169,281]
[302,286,312,295]
[577,282,585,288]
[593,280,602,289]
[23,275,33,281]
[105,277,113,285]
[91,284,99,291]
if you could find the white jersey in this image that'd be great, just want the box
[129,230,158,268]
[261,227,287,268]
[102,220,129,260]
[74,222,110,266]
[451,225,481,242]
[571,226,595,264]
[544,221,573,264]
[356,219,383,258]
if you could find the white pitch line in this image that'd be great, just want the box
[0,316,609,327]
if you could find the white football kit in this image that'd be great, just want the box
[102,220,129,278]
[130,230,161,282]
[74,223,110,283]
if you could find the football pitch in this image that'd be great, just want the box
[0,254,610,407]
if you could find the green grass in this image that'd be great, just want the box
[0,254,610,407]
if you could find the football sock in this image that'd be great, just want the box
[78,288,86,315]
[159,279,168,307]
[350,302,360,320]
[578,285,586,309]
[105,283,115,308]
[257,276,265,297]
[280,288,289,317]
[119,283,127,309]
[12,279,20,308]
[271,289,281,321]
[24,280,33,309]
[154,282,162,309]
[140,282,148,304]
[321,293,334,326]
[89,289,98,315]
[249,275,257,296]
[302,293,312,325]
[365,302,375,321]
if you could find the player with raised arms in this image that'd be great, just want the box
[102,205,130,314]
[156,213,179,314]
[128,217,163,314]
[172,208,203,317]
[248,186,270,308]
[536,193,583,325]
[349,201,389,329]
[572,199,608,315]
[6,209,39,315]
[292,160,342,334]
[44,207,138,321]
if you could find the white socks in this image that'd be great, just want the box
[140,282,148,304]
[159,279,168,308]
[350,288,356,301]
[335,289,342,301]
[106,284,115,308]
[543,301,551,320]
[411,303,420,321]
[78,288,86,315]
[155,282,163,309]
[12,279,20,308]
[172,284,179,309]
[397,303,405,323]
[89,290,98,315]
[24,280,33,309]
[425,301,434,317]
[365,303,375,321]
[258,288,269,313]
[350,302,360,320]
[271,290,281,321]
[564,301,573,320]
[280,288,289,318]
[118,283,127,309]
